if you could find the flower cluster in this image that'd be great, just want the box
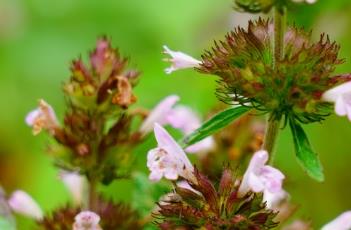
[164,19,351,124]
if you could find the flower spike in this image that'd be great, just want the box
[163,45,201,74]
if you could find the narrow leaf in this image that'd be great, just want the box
[289,117,324,182]
[182,106,250,147]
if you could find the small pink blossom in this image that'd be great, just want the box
[139,95,180,135]
[73,211,101,230]
[238,150,285,197]
[8,190,43,220]
[321,211,351,230]
[59,171,85,205]
[163,45,201,74]
[322,81,351,121]
[25,99,59,135]
[147,123,195,182]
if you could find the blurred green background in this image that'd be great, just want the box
[0,0,351,229]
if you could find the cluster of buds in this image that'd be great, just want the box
[164,18,351,124]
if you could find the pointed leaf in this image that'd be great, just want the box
[289,117,324,182]
[182,106,250,147]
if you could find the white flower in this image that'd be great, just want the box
[322,81,351,121]
[237,150,285,197]
[25,99,59,135]
[139,95,180,135]
[147,123,195,182]
[59,171,85,205]
[73,211,102,230]
[321,211,351,230]
[8,190,43,220]
[291,0,317,4]
[176,180,202,195]
[163,45,201,74]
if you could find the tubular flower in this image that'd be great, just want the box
[238,150,285,197]
[163,45,201,74]
[8,190,43,220]
[321,211,351,230]
[73,211,102,230]
[59,171,85,205]
[147,123,195,182]
[322,81,351,121]
[196,18,351,124]
[26,99,59,135]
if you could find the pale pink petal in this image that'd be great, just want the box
[139,95,179,135]
[176,181,202,195]
[59,171,85,205]
[335,96,347,116]
[163,45,201,74]
[166,105,201,134]
[322,211,351,230]
[263,189,289,210]
[8,190,43,220]
[185,137,215,153]
[25,109,40,126]
[73,211,101,230]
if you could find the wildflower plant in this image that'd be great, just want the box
[1,0,351,229]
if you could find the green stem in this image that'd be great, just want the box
[263,117,281,164]
[262,6,286,164]
[88,177,98,211]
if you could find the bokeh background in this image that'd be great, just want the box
[0,0,351,229]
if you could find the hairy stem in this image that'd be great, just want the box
[263,6,286,164]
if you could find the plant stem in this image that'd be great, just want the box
[263,6,286,164]
[88,177,98,211]
[263,117,281,164]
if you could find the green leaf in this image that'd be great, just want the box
[182,106,250,147]
[289,117,324,182]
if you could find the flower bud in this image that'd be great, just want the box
[73,211,102,230]
[8,190,43,220]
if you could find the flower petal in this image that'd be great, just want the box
[321,211,351,230]
[163,45,201,74]
[8,190,43,220]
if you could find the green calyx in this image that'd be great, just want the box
[198,18,350,124]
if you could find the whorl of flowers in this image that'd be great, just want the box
[37,199,141,230]
[198,18,350,123]
[155,168,278,229]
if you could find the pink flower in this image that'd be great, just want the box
[73,211,101,230]
[167,105,215,153]
[25,99,59,135]
[8,190,43,220]
[147,123,195,182]
[263,189,289,210]
[321,211,351,230]
[59,171,85,205]
[238,150,285,197]
[163,45,201,74]
[322,81,351,121]
[139,95,180,135]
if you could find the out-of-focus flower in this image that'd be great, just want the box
[140,96,215,153]
[139,95,180,135]
[322,81,351,121]
[238,150,285,197]
[282,220,312,230]
[26,99,59,135]
[321,211,351,230]
[59,171,85,205]
[263,189,289,210]
[167,105,215,153]
[147,123,195,182]
[8,190,43,220]
[291,0,317,4]
[163,45,201,74]
[73,211,102,230]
